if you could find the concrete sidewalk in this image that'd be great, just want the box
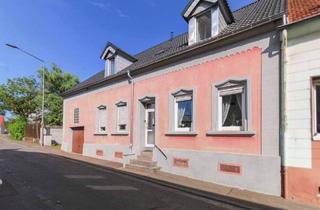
[0,135,319,210]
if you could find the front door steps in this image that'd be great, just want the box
[126,150,161,173]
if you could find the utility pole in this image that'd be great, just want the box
[6,44,46,146]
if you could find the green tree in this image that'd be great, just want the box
[37,64,79,126]
[0,77,39,119]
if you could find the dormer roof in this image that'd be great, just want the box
[182,0,234,23]
[100,42,137,62]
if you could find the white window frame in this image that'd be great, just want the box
[196,9,212,42]
[116,102,128,132]
[217,86,247,132]
[97,105,107,134]
[312,79,320,140]
[174,94,193,132]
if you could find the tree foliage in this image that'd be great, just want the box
[37,64,79,126]
[0,64,79,126]
[0,77,39,119]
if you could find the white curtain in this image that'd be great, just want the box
[178,104,186,126]
[236,94,242,115]
[118,106,127,125]
[188,17,197,45]
[211,7,219,37]
[222,95,232,125]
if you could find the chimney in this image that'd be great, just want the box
[170,32,174,41]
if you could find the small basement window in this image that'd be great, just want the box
[197,10,212,41]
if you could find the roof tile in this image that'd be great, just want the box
[288,0,320,23]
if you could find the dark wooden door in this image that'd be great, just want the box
[72,127,84,154]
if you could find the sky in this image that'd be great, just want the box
[0,0,255,84]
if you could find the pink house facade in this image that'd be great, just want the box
[62,0,285,196]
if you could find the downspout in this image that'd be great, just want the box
[280,14,289,199]
[127,71,134,152]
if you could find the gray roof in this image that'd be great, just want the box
[64,0,286,97]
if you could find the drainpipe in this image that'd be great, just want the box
[127,71,134,152]
[280,14,289,198]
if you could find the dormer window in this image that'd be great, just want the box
[182,0,234,46]
[197,10,212,41]
[101,42,137,78]
[110,57,116,75]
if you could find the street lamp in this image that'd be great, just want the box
[6,44,46,146]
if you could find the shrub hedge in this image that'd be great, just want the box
[7,117,27,140]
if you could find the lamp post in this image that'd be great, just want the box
[6,44,46,146]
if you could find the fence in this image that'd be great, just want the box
[46,126,63,145]
[24,123,40,142]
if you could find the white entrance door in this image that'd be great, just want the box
[145,108,155,147]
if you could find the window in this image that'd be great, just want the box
[74,108,79,124]
[173,90,193,132]
[217,81,247,131]
[197,10,211,41]
[312,79,320,140]
[116,102,128,132]
[110,57,116,75]
[96,105,107,133]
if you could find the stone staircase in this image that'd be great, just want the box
[126,150,161,173]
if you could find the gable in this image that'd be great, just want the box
[100,42,137,62]
[182,0,233,23]
[101,46,116,60]
[190,1,215,17]
[183,0,217,19]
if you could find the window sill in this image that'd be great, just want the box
[94,133,108,136]
[165,131,198,136]
[312,135,320,141]
[111,132,129,136]
[206,131,256,137]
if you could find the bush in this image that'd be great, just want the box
[7,117,27,140]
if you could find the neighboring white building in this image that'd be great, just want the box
[282,0,320,204]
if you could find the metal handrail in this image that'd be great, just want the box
[155,144,167,160]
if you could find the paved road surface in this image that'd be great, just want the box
[0,140,278,210]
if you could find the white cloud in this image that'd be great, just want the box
[89,1,108,9]
[88,1,129,18]
[116,9,129,18]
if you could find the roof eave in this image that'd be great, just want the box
[278,14,320,29]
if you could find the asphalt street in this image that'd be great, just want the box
[0,140,279,210]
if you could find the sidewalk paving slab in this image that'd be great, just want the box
[0,134,319,210]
